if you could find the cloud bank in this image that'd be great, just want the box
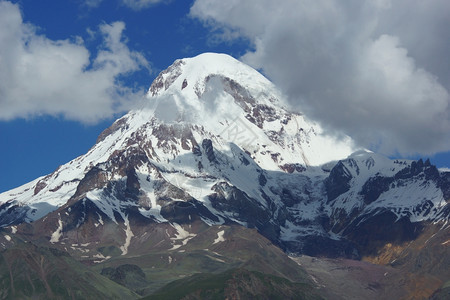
[191,0,450,156]
[0,1,149,124]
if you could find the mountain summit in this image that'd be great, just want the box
[140,52,356,168]
[0,53,449,298]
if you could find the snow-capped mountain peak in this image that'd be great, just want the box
[139,53,357,168]
[1,53,448,264]
[148,52,278,99]
[0,53,355,224]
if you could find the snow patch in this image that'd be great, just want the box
[169,223,196,250]
[120,216,134,255]
[87,189,118,224]
[213,230,225,244]
[206,254,225,263]
[93,252,112,263]
[137,171,167,222]
[97,213,104,225]
[50,219,63,243]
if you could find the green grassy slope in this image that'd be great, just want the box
[146,268,322,300]
[0,240,138,299]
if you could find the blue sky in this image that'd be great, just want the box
[1,0,450,192]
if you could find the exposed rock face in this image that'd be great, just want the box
[360,176,393,205]
[201,139,216,162]
[0,201,29,227]
[149,59,184,96]
[343,211,423,255]
[325,161,353,202]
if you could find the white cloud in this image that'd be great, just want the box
[191,0,450,156]
[0,1,149,124]
[83,0,168,10]
[83,0,104,8]
[121,0,168,10]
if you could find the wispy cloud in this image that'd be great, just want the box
[121,0,169,10]
[0,1,150,124]
[83,0,104,8]
[191,0,450,156]
[82,0,168,9]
